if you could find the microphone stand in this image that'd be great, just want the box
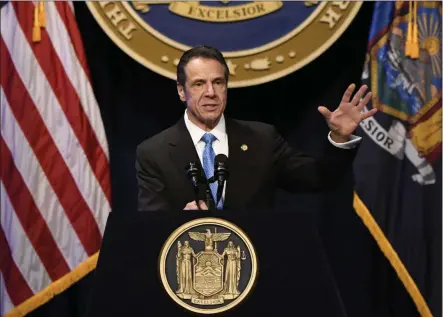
[186,162,203,211]
[194,185,202,211]
[205,177,216,212]
[205,188,213,211]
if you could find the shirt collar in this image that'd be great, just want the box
[184,110,226,145]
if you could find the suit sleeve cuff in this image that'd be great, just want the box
[328,131,361,149]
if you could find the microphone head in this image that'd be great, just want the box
[214,154,228,168]
[214,154,229,180]
[213,155,228,205]
[186,161,200,187]
[186,161,199,177]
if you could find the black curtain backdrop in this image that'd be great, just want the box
[26,2,419,317]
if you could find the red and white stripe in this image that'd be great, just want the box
[0,2,111,316]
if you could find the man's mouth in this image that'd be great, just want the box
[202,104,219,110]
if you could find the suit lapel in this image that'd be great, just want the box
[224,119,259,210]
[167,118,206,201]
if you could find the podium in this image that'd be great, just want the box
[86,210,347,316]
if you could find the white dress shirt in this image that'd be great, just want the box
[183,110,361,202]
[184,111,229,162]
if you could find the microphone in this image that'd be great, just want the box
[185,161,202,210]
[214,154,229,207]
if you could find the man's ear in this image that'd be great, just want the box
[177,82,186,102]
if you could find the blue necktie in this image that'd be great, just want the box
[201,133,223,209]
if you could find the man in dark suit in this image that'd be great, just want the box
[136,45,377,212]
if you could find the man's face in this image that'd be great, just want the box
[177,57,227,130]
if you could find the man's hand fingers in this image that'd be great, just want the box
[198,200,209,210]
[318,106,331,120]
[357,91,372,110]
[350,85,368,106]
[184,201,198,210]
[341,83,356,103]
[183,200,209,210]
[361,108,378,120]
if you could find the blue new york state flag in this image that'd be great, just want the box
[353,2,441,317]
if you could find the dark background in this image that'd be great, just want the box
[26,2,419,317]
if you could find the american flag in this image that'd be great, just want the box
[0,2,111,316]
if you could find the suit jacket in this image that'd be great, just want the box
[135,117,358,212]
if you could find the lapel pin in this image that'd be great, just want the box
[241,144,248,151]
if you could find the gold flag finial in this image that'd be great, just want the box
[410,1,420,58]
[32,5,41,42]
[405,0,412,56]
[39,1,46,28]
[406,1,420,59]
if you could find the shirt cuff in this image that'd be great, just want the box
[328,131,361,149]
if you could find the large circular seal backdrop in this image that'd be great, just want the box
[86,1,362,87]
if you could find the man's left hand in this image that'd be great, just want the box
[318,83,377,143]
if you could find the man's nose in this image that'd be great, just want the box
[204,83,215,97]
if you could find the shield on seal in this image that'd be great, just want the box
[193,251,224,296]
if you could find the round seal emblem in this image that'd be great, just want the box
[158,217,258,314]
[86,1,362,87]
